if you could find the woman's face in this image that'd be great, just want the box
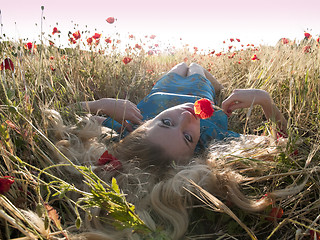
[145,103,201,163]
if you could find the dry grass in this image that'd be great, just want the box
[0,35,319,239]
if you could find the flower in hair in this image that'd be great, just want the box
[97,150,122,171]
[194,98,214,119]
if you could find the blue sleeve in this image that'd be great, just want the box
[101,117,122,132]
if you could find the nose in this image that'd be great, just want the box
[179,111,194,129]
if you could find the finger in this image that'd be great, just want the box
[122,121,133,132]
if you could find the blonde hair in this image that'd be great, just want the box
[44,110,303,240]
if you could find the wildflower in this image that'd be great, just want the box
[116,39,121,44]
[105,37,112,44]
[135,44,142,49]
[266,207,283,221]
[49,56,54,60]
[0,58,14,71]
[147,50,154,56]
[302,45,311,53]
[129,34,134,39]
[282,38,289,44]
[87,37,93,45]
[150,35,156,39]
[317,37,320,43]
[304,32,311,39]
[251,54,259,61]
[194,47,198,52]
[97,150,122,171]
[106,17,115,24]
[0,176,15,194]
[24,42,36,50]
[228,52,236,58]
[52,27,60,35]
[210,50,215,55]
[122,57,132,64]
[50,65,56,71]
[69,37,77,44]
[49,40,55,46]
[194,98,214,119]
[95,39,100,45]
[72,30,81,40]
[236,38,240,42]
[228,46,233,50]
[230,38,234,42]
[216,52,222,57]
[154,44,159,47]
[92,33,101,40]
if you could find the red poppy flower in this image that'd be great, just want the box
[129,34,134,39]
[216,52,222,57]
[106,17,115,24]
[52,27,60,35]
[24,42,36,50]
[135,43,142,49]
[230,38,234,42]
[87,37,93,45]
[228,45,233,50]
[236,38,240,42]
[303,45,311,53]
[266,207,284,221]
[97,150,122,171]
[194,98,214,119]
[122,57,132,64]
[49,40,55,46]
[0,58,14,71]
[210,50,215,55]
[72,30,81,40]
[251,54,259,61]
[50,65,56,71]
[282,38,289,44]
[150,34,156,39]
[49,56,54,60]
[105,37,112,44]
[304,32,311,39]
[69,37,77,44]
[92,33,101,40]
[0,176,15,194]
[317,37,320,43]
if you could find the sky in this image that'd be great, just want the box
[1,0,320,52]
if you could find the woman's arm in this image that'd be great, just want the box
[80,98,143,131]
[221,89,287,134]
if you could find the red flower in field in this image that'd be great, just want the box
[223,41,226,44]
[303,45,311,53]
[97,150,122,171]
[304,32,311,39]
[50,65,56,71]
[282,38,289,44]
[0,58,14,71]
[92,33,101,40]
[72,30,81,40]
[251,54,259,61]
[122,57,132,64]
[106,17,115,24]
[194,98,214,119]
[210,50,215,55]
[0,176,14,194]
[135,43,142,49]
[105,37,112,44]
[49,56,54,60]
[49,40,55,46]
[266,207,284,221]
[228,52,236,58]
[228,45,233,50]
[147,50,154,56]
[87,37,93,45]
[317,37,320,43]
[309,230,320,240]
[52,27,60,35]
[216,52,222,57]
[24,42,36,50]
[236,38,240,42]
[150,34,156,39]
[69,37,77,44]
[95,39,100,45]
[230,38,234,42]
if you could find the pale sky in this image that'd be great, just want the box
[1,0,320,52]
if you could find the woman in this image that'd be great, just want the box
[46,63,297,239]
[79,62,287,164]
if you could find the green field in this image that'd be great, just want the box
[0,32,320,239]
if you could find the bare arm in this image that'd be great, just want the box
[80,98,143,131]
[222,89,287,134]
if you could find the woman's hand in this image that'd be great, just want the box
[222,89,271,117]
[81,98,143,132]
[222,89,287,134]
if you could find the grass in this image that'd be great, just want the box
[0,32,320,239]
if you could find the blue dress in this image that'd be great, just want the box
[102,73,240,150]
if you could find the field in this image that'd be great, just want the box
[0,27,320,240]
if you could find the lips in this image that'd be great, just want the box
[184,107,198,119]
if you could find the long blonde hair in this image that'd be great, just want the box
[44,110,304,240]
